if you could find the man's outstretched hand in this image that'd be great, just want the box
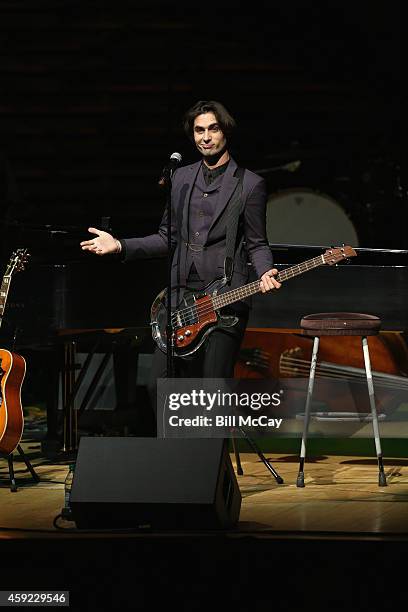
[259,268,281,293]
[80,227,121,256]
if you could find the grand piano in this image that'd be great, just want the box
[3,239,408,336]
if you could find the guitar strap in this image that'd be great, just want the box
[223,166,245,283]
[175,183,188,307]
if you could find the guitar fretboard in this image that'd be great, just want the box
[212,254,325,309]
[0,276,11,320]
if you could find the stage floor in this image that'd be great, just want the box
[1,440,408,537]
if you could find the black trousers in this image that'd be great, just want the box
[147,311,248,418]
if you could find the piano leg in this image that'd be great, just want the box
[41,346,62,456]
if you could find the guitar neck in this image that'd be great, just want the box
[0,276,12,325]
[212,254,326,309]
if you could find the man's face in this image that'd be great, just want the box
[193,112,227,158]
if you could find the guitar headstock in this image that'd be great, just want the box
[5,249,30,277]
[323,245,357,266]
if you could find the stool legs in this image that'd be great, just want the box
[362,336,387,487]
[297,336,320,487]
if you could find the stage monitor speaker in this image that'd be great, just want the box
[70,437,241,530]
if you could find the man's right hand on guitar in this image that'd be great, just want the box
[80,227,122,256]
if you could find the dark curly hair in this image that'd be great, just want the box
[183,100,236,142]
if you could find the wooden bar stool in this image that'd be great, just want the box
[296,312,387,488]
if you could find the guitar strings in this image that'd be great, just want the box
[281,355,408,383]
[170,291,256,326]
[168,252,346,329]
[170,271,285,326]
[170,280,262,324]
[170,254,337,325]
[171,265,294,324]
[280,356,408,390]
[171,272,280,325]
[170,286,259,327]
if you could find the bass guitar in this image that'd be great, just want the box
[150,245,357,357]
[0,249,29,455]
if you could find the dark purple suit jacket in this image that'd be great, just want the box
[121,157,273,303]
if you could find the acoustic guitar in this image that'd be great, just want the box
[0,249,29,455]
[150,246,357,357]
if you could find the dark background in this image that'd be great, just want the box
[1,2,407,255]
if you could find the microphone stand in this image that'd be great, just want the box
[164,172,175,378]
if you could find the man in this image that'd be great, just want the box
[80,100,281,394]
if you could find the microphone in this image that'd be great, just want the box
[158,152,182,187]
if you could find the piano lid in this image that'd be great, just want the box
[268,243,408,266]
[0,259,166,348]
[249,244,408,331]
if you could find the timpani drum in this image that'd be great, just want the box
[266,188,359,247]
